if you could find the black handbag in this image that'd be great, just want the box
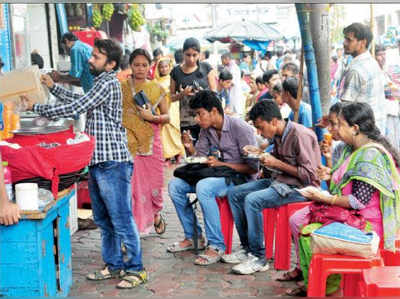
[173,163,249,186]
[134,90,151,108]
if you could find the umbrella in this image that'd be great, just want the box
[205,20,283,43]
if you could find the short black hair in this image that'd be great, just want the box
[249,99,282,122]
[282,77,299,99]
[272,83,283,94]
[264,51,272,60]
[174,49,183,64]
[262,69,279,84]
[189,90,224,116]
[204,50,210,59]
[329,102,342,115]
[120,53,130,70]
[281,62,299,75]
[31,52,44,69]
[219,69,233,81]
[129,48,152,65]
[255,76,264,85]
[343,22,373,48]
[153,48,163,58]
[183,37,200,53]
[61,32,78,44]
[94,39,122,71]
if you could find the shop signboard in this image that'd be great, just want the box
[0,4,12,72]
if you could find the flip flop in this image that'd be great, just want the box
[194,254,222,266]
[154,214,167,235]
[194,248,224,266]
[276,268,303,281]
[116,270,148,289]
[167,240,206,253]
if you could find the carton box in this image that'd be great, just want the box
[0,65,48,105]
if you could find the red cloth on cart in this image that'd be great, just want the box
[0,127,95,199]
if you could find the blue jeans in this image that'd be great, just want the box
[88,161,143,272]
[227,179,306,260]
[168,177,234,252]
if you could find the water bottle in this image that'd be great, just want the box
[3,161,13,202]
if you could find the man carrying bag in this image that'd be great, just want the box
[167,90,258,266]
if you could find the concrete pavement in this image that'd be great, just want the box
[69,164,296,297]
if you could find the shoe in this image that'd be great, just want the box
[86,266,123,281]
[232,254,269,275]
[221,248,248,264]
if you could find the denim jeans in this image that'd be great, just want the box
[88,161,143,272]
[168,177,234,252]
[227,179,306,260]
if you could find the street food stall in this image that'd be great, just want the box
[0,66,95,297]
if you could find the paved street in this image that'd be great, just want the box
[69,164,295,297]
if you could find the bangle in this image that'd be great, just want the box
[330,195,337,205]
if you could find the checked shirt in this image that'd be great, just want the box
[33,71,131,166]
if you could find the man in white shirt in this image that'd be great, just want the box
[221,52,246,116]
[338,23,386,133]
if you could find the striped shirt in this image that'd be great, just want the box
[33,71,132,166]
[339,51,386,132]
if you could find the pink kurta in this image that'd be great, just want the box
[131,124,164,234]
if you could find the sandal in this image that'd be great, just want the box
[194,247,223,266]
[116,269,148,289]
[86,266,122,281]
[167,238,206,253]
[285,286,307,297]
[154,214,167,235]
[276,268,303,281]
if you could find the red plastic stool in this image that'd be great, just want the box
[380,240,400,266]
[307,253,384,297]
[262,201,312,270]
[77,180,91,208]
[359,266,400,296]
[216,196,234,254]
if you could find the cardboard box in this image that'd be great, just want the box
[0,65,48,105]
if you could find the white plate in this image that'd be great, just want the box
[185,156,208,164]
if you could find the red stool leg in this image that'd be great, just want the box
[263,208,277,259]
[307,254,328,297]
[216,196,234,254]
[274,205,290,270]
[274,202,312,270]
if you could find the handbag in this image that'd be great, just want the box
[310,222,380,258]
[309,202,366,230]
[134,90,151,108]
[173,163,249,186]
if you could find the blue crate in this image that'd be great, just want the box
[0,189,74,297]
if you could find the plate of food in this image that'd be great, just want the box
[185,156,208,164]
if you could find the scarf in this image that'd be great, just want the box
[330,143,400,250]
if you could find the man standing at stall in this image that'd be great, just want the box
[21,39,147,290]
[51,32,94,93]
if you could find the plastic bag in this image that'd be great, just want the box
[311,222,380,258]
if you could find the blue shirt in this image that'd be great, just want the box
[289,102,313,128]
[69,40,94,93]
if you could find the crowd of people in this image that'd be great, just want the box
[0,21,400,295]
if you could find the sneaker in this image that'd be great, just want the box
[221,248,248,264]
[232,254,269,275]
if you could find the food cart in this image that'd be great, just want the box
[0,66,95,297]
